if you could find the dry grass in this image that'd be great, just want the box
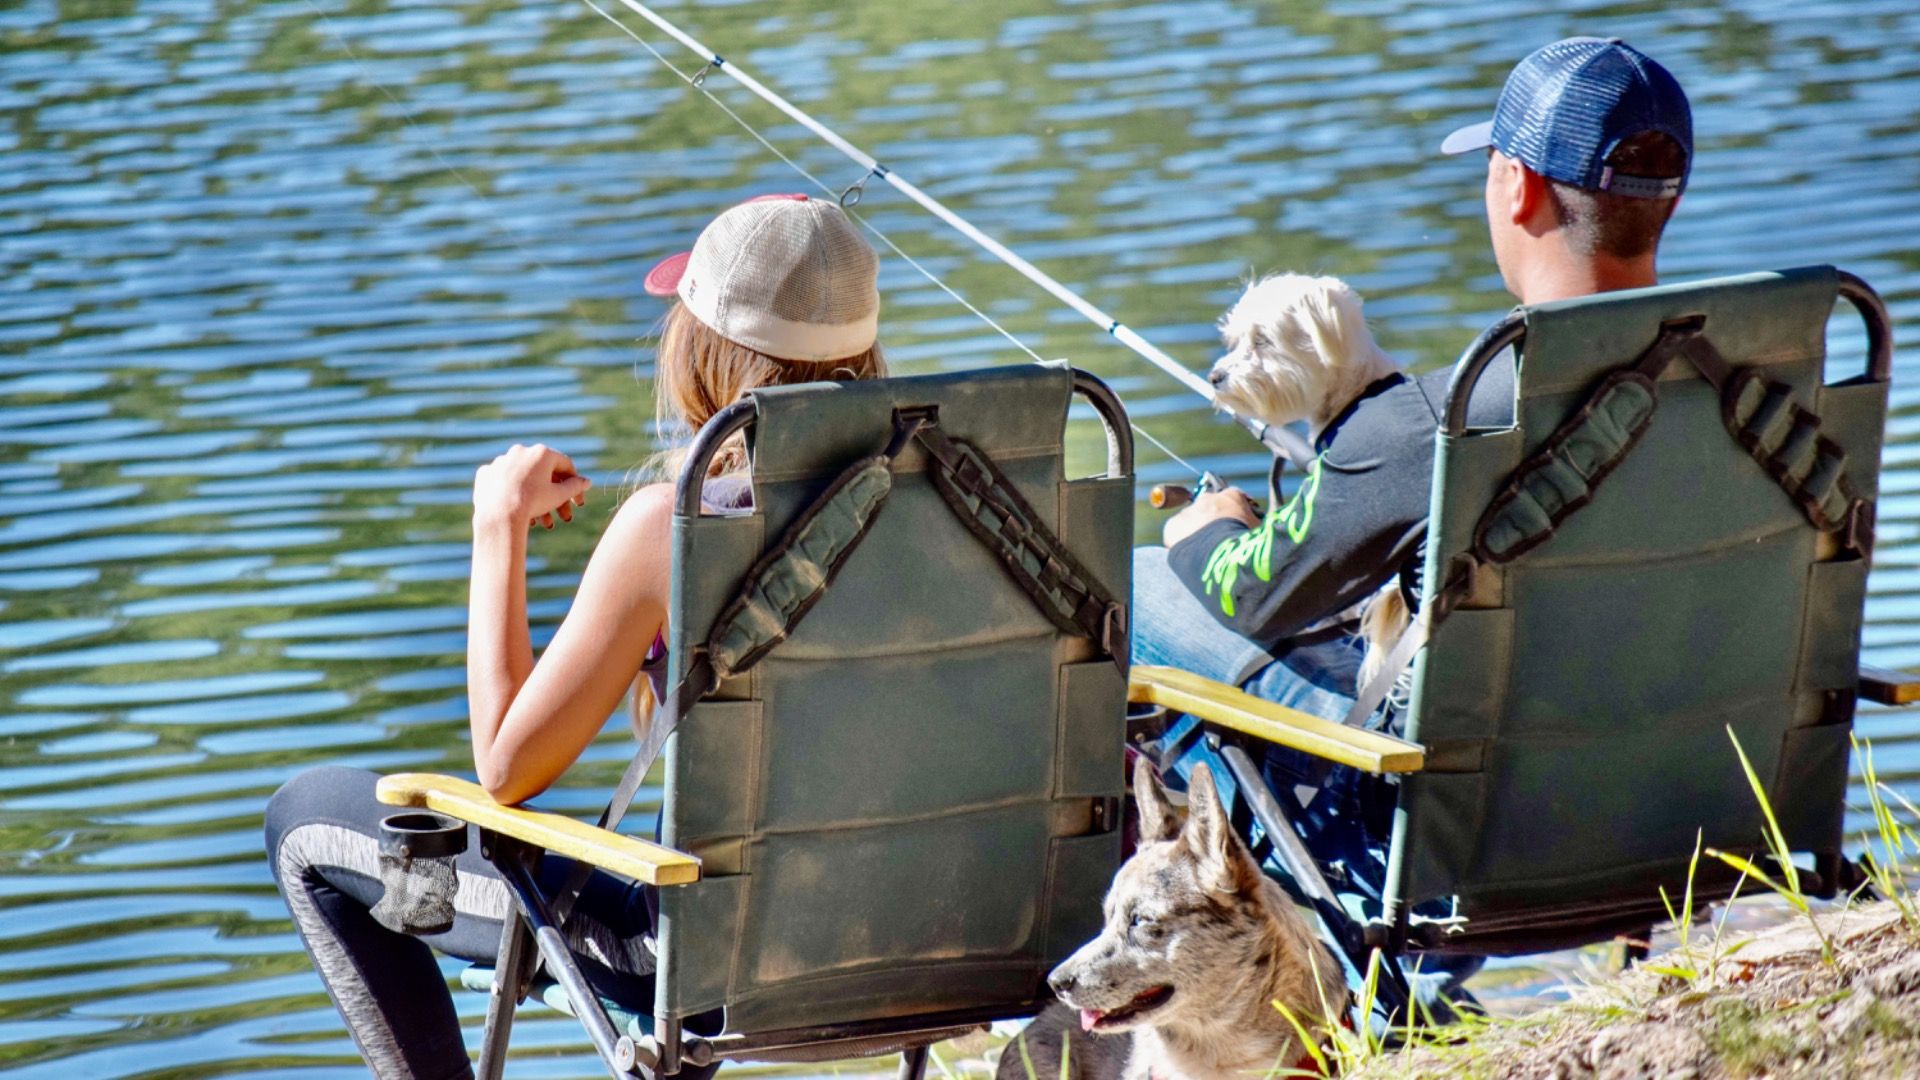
[1338,732,1920,1079]
[1347,900,1920,1079]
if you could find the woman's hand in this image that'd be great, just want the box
[474,444,593,530]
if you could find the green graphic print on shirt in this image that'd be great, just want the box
[1199,455,1324,617]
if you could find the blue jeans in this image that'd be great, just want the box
[1132,545,1377,856]
[1130,547,1481,1004]
[1131,546,1358,721]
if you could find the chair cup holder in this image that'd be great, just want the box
[379,811,469,860]
[371,812,468,937]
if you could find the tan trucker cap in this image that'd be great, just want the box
[644,194,880,363]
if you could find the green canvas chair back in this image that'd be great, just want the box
[1391,266,1891,945]
[655,363,1133,1036]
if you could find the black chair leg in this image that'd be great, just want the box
[1816,850,1874,901]
[899,1045,930,1080]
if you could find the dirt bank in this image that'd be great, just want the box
[1349,902,1920,1079]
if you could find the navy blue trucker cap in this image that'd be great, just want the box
[1442,37,1691,199]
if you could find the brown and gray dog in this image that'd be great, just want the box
[1002,759,1346,1080]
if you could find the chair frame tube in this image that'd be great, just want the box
[498,847,645,1079]
[476,900,536,1080]
[1401,269,1894,954]
[1836,270,1893,382]
[1071,369,1134,478]
[480,832,648,1079]
[684,1006,1021,1064]
[1216,743,1414,1022]
[676,399,757,518]
[1442,313,1527,438]
[1444,273,1895,437]
[676,371,1134,518]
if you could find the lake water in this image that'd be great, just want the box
[3,0,1919,1075]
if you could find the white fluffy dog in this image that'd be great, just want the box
[1206,272,1410,689]
[1207,272,1400,441]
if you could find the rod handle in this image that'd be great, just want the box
[1150,484,1192,511]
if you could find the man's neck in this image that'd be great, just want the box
[1513,251,1658,306]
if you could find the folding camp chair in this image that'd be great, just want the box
[375,363,1135,1079]
[1130,265,1911,1020]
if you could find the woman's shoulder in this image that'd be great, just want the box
[601,482,674,545]
[603,475,751,545]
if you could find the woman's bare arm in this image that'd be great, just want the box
[476,485,672,803]
[466,503,534,764]
[465,443,674,803]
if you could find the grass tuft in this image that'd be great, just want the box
[1339,733,1920,1079]
[1705,724,1832,963]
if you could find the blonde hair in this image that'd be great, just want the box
[648,301,888,480]
[632,301,886,727]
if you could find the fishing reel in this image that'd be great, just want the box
[1150,438,1295,519]
[1148,471,1219,511]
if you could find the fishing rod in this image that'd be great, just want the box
[591,0,1314,469]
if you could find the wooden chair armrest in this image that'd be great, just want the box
[375,773,701,886]
[1860,665,1920,706]
[1128,665,1425,774]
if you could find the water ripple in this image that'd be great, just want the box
[3,0,1918,1074]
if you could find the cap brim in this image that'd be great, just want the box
[1440,119,1495,155]
[644,250,692,298]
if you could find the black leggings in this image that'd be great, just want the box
[264,765,686,1080]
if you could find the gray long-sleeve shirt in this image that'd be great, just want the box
[1167,359,1514,663]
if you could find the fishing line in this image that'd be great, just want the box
[306,0,1215,479]
[577,0,1204,479]
[301,0,569,284]
[583,0,1311,466]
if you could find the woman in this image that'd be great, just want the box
[264,194,886,1080]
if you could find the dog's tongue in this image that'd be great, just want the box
[1079,1008,1105,1033]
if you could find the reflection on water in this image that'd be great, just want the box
[2,0,1918,1074]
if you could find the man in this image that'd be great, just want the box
[1138,35,1693,727]
[1132,37,1695,994]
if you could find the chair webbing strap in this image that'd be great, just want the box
[1471,322,1693,564]
[704,455,899,682]
[913,423,1128,671]
[552,413,925,928]
[1355,316,1877,726]
[1663,323,1867,544]
[1721,363,1872,550]
[1472,317,1873,567]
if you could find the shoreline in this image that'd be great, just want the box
[1350,900,1920,1079]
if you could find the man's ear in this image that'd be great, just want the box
[1510,158,1551,230]
[1182,763,1265,896]
[1133,755,1182,844]
[1490,150,1532,225]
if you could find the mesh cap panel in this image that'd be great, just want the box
[1440,37,1692,198]
[679,198,880,361]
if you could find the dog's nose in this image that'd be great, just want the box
[1207,367,1228,387]
[1048,969,1078,997]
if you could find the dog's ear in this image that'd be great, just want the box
[1302,277,1367,379]
[1182,763,1265,897]
[1133,755,1181,844]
